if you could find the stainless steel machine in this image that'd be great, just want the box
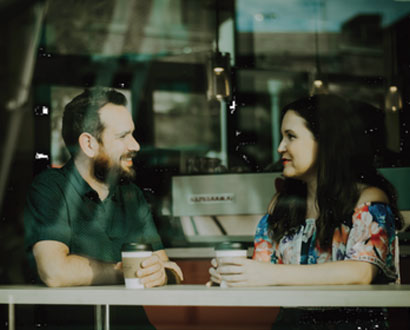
[172,172,282,242]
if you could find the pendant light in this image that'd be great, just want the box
[207,0,231,100]
[310,1,328,96]
[385,32,403,113]
[385,85,403,113]
[384,31,402,152]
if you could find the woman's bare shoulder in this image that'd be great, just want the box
[356,184,389,207]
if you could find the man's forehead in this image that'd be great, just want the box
[99,103,134,131]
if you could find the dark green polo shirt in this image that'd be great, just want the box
[24,159,163,280]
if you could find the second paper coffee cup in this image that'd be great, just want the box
[215,242,247,288]
[121,243,152,289]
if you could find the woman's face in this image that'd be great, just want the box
[277,110,318,183]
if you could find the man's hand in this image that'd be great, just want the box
[137,254,167,288]
[137,250,184,287]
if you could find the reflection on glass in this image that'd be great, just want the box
[152,90,220,153]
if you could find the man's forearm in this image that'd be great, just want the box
[38,254,123,287]
[34,240,124,287]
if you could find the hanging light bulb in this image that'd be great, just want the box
[384,85,402,152]
[211,51,231,100]
[385,85,403,112]
[310,2,328,96]
[206,0,231,101]
[310,77,328,95]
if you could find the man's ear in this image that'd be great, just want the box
[78,132,99,157]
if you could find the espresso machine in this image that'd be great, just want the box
[172,172,282,243]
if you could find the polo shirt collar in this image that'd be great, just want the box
[62,159,119,202]
[62,159,95,198]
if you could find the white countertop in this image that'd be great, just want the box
[1,284,410,307]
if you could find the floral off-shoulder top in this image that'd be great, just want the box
[253,202,399,283]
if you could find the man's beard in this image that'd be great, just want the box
[93,151,137,184]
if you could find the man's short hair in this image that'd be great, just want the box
[62,87,127,156]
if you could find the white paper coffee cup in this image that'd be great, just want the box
[121,243,152,289]
[215,242,247,288]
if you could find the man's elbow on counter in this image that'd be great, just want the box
[38,268,69,288]
[39,273,64,287]
[43,279,64,288]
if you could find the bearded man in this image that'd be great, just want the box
[23,88,184,328]
[24,88,182,289]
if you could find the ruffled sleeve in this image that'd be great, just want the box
[252,214,275,262]
[345,202,398,282]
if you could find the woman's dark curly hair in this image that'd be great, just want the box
[268,94,403,250]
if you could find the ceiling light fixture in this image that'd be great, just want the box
[207,0,231,101]
[385,85,403,113]
[310,1,328,96]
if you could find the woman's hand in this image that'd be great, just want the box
[208,257,277,287]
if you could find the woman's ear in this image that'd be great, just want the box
[78,132,99,157]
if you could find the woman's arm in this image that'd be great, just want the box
[356,185,389,206]
[209,257,378,287]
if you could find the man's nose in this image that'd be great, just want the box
[129,136,140,152]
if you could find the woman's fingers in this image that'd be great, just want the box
[209,266,222,284]
[217,264,243,275]
[217,257,246,266]
[210,258,218,268]
[220,273,246,283]
[209,266,220,278]
[210,275,221,284]
[224,280,248,287]
[208,258,251,287]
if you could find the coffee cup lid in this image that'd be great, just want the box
[215,241,245,251]
[121,243,152,252]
